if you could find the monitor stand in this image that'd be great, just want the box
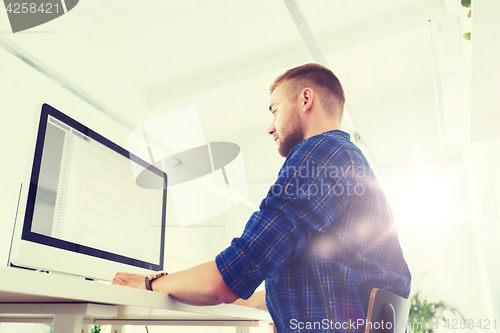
[6,183,23,268]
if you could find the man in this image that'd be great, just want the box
[113,63,411,332]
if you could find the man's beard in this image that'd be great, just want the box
[278,111,305,157]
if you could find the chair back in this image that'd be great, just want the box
[365,288,411,333]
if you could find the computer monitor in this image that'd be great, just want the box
[9,104,167,281]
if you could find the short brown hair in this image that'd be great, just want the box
[270,63,345,118]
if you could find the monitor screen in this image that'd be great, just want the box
[10,104,167,279]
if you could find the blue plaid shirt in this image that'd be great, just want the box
[216,130,411,333]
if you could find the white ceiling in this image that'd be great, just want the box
[1,0,471,171]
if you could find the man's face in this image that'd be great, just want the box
[268,83,305,157]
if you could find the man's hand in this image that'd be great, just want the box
[112,272,147,290]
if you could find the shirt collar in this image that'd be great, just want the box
[286,129,351,158]
[324,129,350,141]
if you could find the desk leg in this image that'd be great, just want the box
[235,327,250,333]
[110,324,124,333]
[52,314,83,333]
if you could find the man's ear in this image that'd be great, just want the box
[301,88,314,113]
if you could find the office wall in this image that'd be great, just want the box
[464,0,500,325]
[461,139,500,328]
[379,160,492,329]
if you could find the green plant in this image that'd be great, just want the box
[91,325,103,333]
[408,290,466,333]
[461,0,472,40]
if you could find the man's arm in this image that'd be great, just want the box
[232,290,267,312]
[112,260,238,306]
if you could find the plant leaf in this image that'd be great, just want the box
[467,9,471,18]
[408,288,468,333]
[461,0,472,8]
[463,32,471,40]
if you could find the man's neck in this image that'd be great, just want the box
[303,123,342,141]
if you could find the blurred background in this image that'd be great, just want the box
[1,0,499,332]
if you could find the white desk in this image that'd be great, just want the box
[0,267,271,333]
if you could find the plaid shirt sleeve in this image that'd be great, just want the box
[216,135,356,299]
